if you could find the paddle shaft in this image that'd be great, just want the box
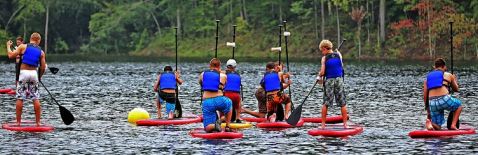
[450,21,453,74]
[278,25,282,64]
[232,25,236,59]
[215,20,220,58]
[283,20,293,110]
[39,81,60,106]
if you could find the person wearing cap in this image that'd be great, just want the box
[260,62,292,122]
[317,39,348,129]
[153,65,183,119]
[423,58,462,130]
[199,58,233,132]
[223,59,243,123]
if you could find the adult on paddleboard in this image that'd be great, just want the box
[222,59,243,123]
[423,58,462,130]
[199,58,233,132]
[6,32,47,126]
[13,37,24,85]
[261,62,292,122]
[153,65,183,119]
[317,39,348,129]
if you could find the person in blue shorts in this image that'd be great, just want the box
[423,58,463,130]
[153,66,183,119]
[199,58,233,132]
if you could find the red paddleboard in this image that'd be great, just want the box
[136,115,202,126]
[242,117,266,123]
[308,124,363,137]
[256,119,305,128]
[408,125,475,138]
[2,121,54,132]
[189,128,243,139]
[0,88,12,94]
[302,115,348,123]
[7,90,16,95]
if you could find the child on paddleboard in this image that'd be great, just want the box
[317,40,349,129]
[153,65,183,119]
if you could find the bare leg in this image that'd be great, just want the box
[321,104,327,129]
[341,105,348,128]
[33,99,41,126]
[235,104,241,121]
[450,106,463,130]
[205,124,216,132]
[156,100,162,119]
[224,107,233,131]
[425,119,434,130]
[284,102,291,119]
[16,99,23,126]
[242,108,266,118]
[168,110,174,120]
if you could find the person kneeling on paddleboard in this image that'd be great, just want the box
[154,66,183,119]
[317,40,348,129]
[241,86,267,118]
[223,59,243,123]
[423,58,462,130]
[6,32,47,127]
[261,62,292,122]
[199,58,233,132]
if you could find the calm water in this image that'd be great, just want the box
[0,61,477,154]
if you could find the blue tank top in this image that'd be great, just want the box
[159,71,176,90]
[263,71,281,92]
[22,44,42,67]
[202,70,220,91]
[325,52,344,78]
[426,70,447,90]
[224,71,241,92]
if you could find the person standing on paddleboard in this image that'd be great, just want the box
[222,59,243,123]
[199,58,233,132]
[153,65,183,119]
[423,58,462,130]
[6,32,47,127]
[317,40,348,129]
[261,62,292,122]
[13,37,24,85]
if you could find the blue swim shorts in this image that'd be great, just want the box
[429,95,462,126]
[202,96,232,128]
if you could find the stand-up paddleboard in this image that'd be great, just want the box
[189,128,243,139]
[221,122,253,129]
[136,114,202,126]
[7,90,16,95]
[0,88,12,94]
[408,125,475,138]
[308,124,363,137]
[242,117,266,123]
[302,115,348,124]
[257,119,305,128]
[2,121,54,132]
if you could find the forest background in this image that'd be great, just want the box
[0,0,477,60]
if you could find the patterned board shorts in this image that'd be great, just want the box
[16,70,40,100]
[323,77,346,107]
[429,95,462,126]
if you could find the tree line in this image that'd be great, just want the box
[0,0,477,60]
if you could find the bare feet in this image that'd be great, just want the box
[157,114,162,119]
[268,114,276,122]
[343,122,348,129]
[168,112,174,120]
[36,123,40,127]
[449,126,459,130]
[321,123,325,129]
[425,119,434,130]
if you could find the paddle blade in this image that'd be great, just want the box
[49,67,59,74]
[286,104,303,126]
[59,105,75,125]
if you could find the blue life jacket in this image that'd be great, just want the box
[262,71,281,92]
[159,71,176,90]
[202,70,221,92]
[324,52,344,78]
[224,71,241,92]
[22,44,42,67]
[426,70,449,90]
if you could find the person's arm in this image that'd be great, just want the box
[153,74,160,92]
[220,73,227,89]
[7,42,24,59]
[337,50,344,67]
[175,70,183,85]
[38,51,47,80]
[198,72,203,87]
[423,81,431,119]
[450,74,459,92]
[317,56,326,83]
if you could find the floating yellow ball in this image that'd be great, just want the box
[127,108,150,124]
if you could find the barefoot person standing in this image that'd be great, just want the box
[6,32,47,126]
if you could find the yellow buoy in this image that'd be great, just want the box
[128,108,150,124]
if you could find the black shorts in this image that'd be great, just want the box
[158,91,176,103]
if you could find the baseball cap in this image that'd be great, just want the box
[226,59,237,67]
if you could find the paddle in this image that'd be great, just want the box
[49,67,59,74]
[447,21,459,129]
[174,27,183,118]
[215,20,220,58]
[226,25,239,121]
[283,20,293,110]
[286,39,346,126]
[39,81,74,125]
